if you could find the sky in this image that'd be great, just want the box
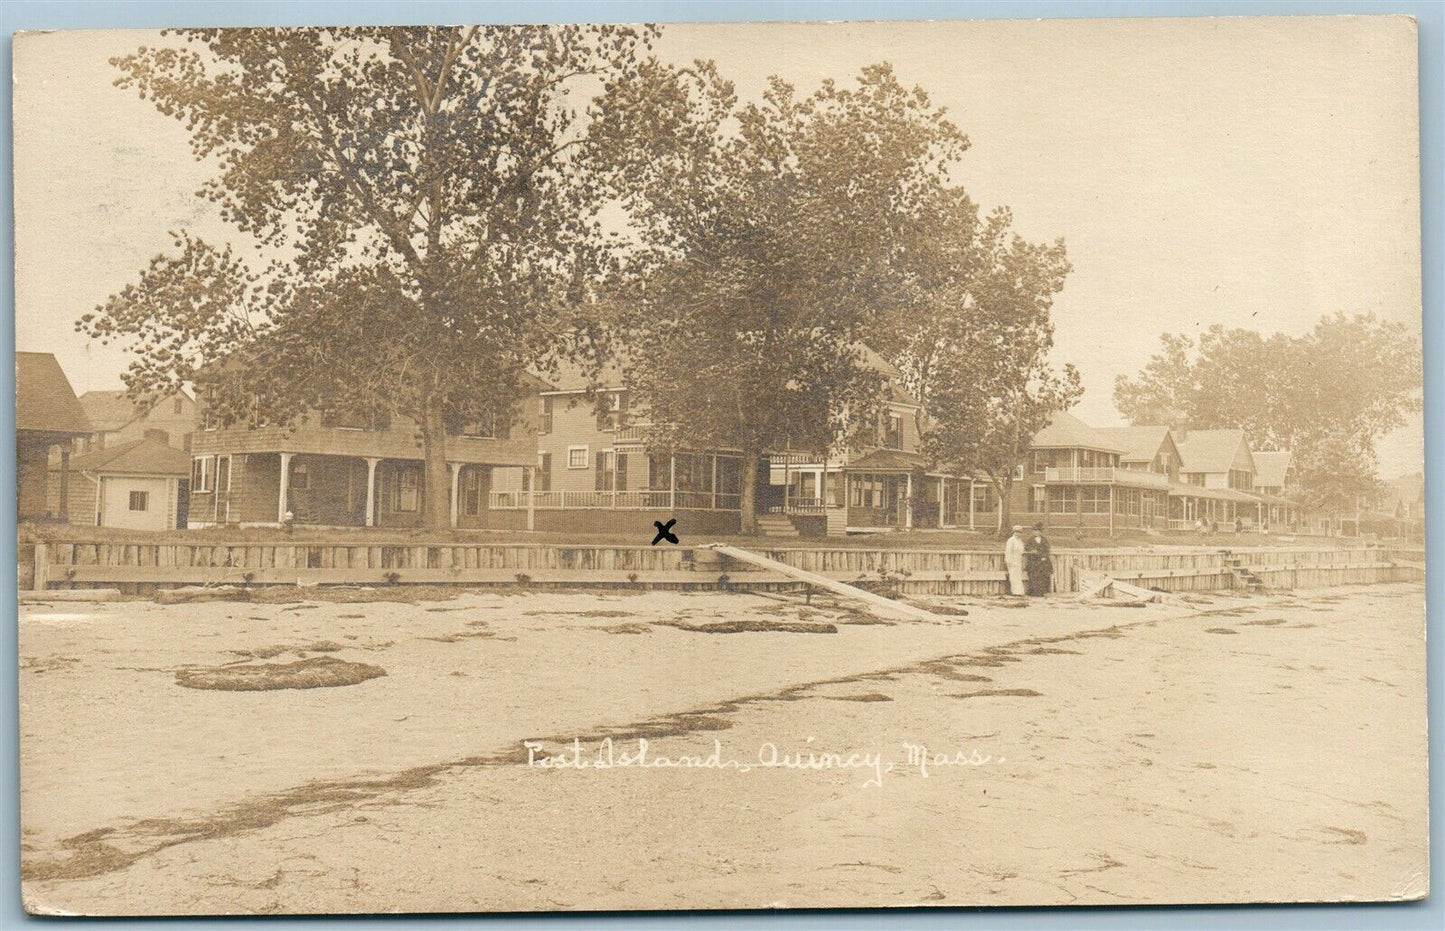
[12,16,1424,474]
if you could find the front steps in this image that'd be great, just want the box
[755,513,802,538]
[1223,553,1265,592]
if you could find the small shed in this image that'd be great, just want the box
[59,438,191,530]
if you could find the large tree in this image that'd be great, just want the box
[1113,312,1422,510]
[80,26,655,527]
[865,183,1076,534]
[587,62,971,533]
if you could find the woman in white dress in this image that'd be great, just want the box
[1004,525,1027,596]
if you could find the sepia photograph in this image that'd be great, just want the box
[11,11,1428,917]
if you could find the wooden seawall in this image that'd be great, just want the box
[21,538,1424,595]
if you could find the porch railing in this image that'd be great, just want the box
[1045,466,1169,488]
[489,490,741,511]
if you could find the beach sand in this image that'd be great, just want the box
[19,582,1428,914]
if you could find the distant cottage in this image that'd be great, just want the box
[16,352,91,522]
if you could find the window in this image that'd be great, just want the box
[1080,487,1110,514]
[173,397,185,415]
[539,397,553,435]
[1048,486,1076,514]
[191,456,213,493]
[595,450,629,492]
[394,468,420,512]
[460,412,510,439]
[215,455,231,493]
[567,446,589,469]
[290,461,311,491]
[461,468,483,517]
[880,413,903,450]
[1157,451,1172,474]
[1032,485,1046,511]
[648,454,671,490]
[1031,450,1049,474]
[128,490,149,511]
[850,476,885,509]
[536,452,552,491]
[596,392,626,432]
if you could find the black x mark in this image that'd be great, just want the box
[652,518,679,546]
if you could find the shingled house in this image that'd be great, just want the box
[16,352,91,521]
[1006,412,1172,532]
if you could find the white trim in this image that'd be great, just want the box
[566,445,589,469]
[191,455,214,493]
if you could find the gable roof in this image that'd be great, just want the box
[1031,411,1126,453]
[1251,450,1293,488]
[1176,429,1252,475]
[16,352,91,434]
[844,448,930,473]
[63,437,190,476]
[1093,426,1172,463]
[78,390,146,432]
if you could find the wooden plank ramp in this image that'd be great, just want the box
[706,543,945,622]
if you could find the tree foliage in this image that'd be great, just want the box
[1113,312,1423,509]
[864,188,1077,532]
[79,25,656,526]
[588,61,971,531]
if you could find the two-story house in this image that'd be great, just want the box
[187,387,544,530]
[1249,449,1304,529]
[1007,413,1171,532]
[767,353,948,534]
[75,388,199,452]
[489,360,746,535]
[491,348,965,536]
[1171,428,1264,528]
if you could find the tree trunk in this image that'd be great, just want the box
[739,450,760,535]
[420,394,451,531]
[996,475,1013,538]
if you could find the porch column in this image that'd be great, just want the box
[969,479,976,530]
[449,463,461,528]
[526,467,536,531]
[938,477,946,527]
[1108,484,1115,536]
[277,452,292,525]
[904,472,913,529]
[58,446,70,522]
[364,458,380,527]
[713,455,719,510]
[669,454,676,510]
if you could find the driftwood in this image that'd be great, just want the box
[706,543,944,622]
[1077,570,1169,603]
[18,588,122,603]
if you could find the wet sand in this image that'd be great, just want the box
[19,582,1428,914]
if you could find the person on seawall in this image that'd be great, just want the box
[1004,525,1027,597]
[1025,522,1053,596]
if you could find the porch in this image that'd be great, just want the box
[187,451,519,530]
